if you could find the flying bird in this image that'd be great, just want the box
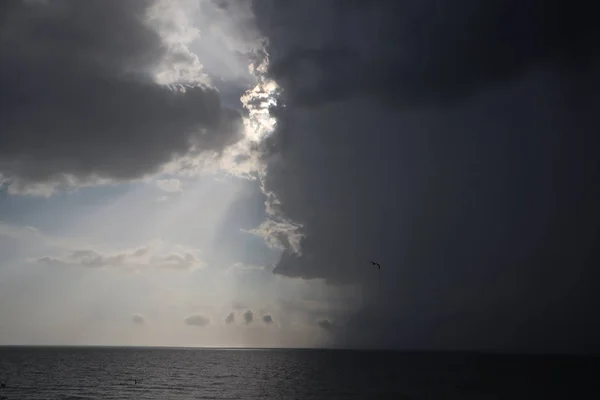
[370,261,381,270]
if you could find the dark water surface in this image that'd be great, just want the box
[0,347,597,399]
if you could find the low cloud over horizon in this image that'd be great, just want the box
[35,243,203,271]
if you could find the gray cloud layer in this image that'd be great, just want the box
[251,0,600,352]
[0,0,243,193]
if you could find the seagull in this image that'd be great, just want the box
[370,261,381,270]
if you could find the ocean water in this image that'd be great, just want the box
[0,347,597,399]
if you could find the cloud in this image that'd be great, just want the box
[35,242,202,271]
[155,253,200,270]
[132,314,145,325]
[246,219,303,254]
[262,315,273,324]
[0,222,41,240]
[155,179,183,193]
[317,319,334,331]
[184,314,210,327]
[187,0,263,81]
[37,250,129,268]
[247,0,600,351]
[0,0,244,195]
[243,310,253,324]
[225,312,235,324]
[252,0,599,109]
[227,262,266,275]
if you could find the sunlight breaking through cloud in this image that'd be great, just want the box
[0,0,361,349]
[240,55,280,143]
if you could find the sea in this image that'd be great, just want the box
[0,347,597,399]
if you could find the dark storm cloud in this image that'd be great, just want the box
[184,315,210,327]
[253,0,599,109]
[250,0,600,352]
[0,0,243,192]
[243,310,253,324]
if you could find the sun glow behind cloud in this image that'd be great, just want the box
[241,59,280,143]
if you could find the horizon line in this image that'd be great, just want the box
[0,344,596,357]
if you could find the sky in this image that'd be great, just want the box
[0,0,599,353]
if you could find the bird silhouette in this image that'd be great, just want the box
[370,261,381,270]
